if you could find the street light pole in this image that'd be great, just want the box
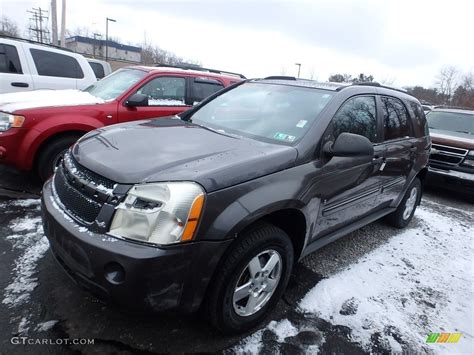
[295,63,301,78]
[105,17,116,62]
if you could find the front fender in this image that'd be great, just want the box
[196,164,320,243]
[18,115,105,170]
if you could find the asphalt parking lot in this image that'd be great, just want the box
[1,165,473,354]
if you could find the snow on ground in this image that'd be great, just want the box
[2,199,49,308]
[235,201,473,354]
[300,200,473,354]
[36,320,59,332]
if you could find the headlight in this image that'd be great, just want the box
[467,150,474,157]
[0,112,25,131]
[109,182,205,245]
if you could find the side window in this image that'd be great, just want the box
[191,78,224,104]
[381,97,411,140]
[409,101,428,136]
[0,44,22,74]
[329,96,377,143]
[89,62,105,79]
[137,77,186,106]
[30,49,84,79]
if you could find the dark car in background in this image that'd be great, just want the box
[41,78,429,333]
[426,108,474,196]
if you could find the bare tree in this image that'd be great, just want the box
[0,16,19,37]
[141,38,200,67]
[436,66,458,104]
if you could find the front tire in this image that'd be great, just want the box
[386,177,422,228]
[204,223,294,334]
[36,135,81,181]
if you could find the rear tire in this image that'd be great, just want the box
[36,135,81,181]
[386,177,422,228]
[204,223,294,334]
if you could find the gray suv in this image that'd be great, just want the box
[41,78,430,333]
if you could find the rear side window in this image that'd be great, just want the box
[89,62,105,79]
[409,101,428,136]
[0,44,22,74]
[381,97,411,140]
[191,78,224,104]
[30,49,84,79]
[330,96,377,142]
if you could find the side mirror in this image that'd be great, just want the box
[125,93,149,107]
[323,132,374,157]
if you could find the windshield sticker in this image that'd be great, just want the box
[296,120,307,128]
[274,132,296,142]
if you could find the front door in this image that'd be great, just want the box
[312,95,384,239]
[118,76,191,122]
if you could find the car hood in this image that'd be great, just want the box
[0,89,104,113]
[72,118,298,192]
[430,128,474,150]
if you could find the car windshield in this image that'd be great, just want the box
[427,111,474,134]
[190,82,334,144]
[84,69,147,100]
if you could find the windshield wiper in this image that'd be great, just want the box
[455,130,472,134]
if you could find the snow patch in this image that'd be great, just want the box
[17,316,30,335]
[2,200,50,308]
[299,202,473,353]
[0,89,104,112]
[267,319,299,342]
[36,320,59,332]
[10,199,41,208]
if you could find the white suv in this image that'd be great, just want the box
[0,37,97,94]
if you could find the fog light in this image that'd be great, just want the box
[104,262,125,284]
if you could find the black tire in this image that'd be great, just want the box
[386,177,422,228]
[36,135,81,181]
[204,223,294,334]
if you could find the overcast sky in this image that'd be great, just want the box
[1,0,473,87]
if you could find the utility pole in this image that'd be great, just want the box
[295,63,301,78]
[93,33,102,58]
[60,0,66,47]
[27,7,50,43]
[105,17,116,62]
[51,0,58,45]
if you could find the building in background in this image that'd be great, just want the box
[65,35,141,69]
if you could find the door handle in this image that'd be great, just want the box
[11,82,29,88]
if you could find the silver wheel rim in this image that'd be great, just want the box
[403,187,418,220]
[232,249,282,317]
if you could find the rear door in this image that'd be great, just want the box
[187,77,224,105]
[313,95,385,237]
[376,95,416,205]
[118,75,191,122]
[27,47,84,90]
[0,43,34,93]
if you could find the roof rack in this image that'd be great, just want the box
[154,63,246,79]
[341,81,408,94]
[263,76,297,80]
[433,105,474,111]
[0,34,73,52]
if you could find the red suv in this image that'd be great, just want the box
[0,65,244,180]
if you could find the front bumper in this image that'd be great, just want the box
[426,166,474,194]
[0,128,28,169]
[42,179,232,313]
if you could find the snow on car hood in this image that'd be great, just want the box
[0,89,105,113]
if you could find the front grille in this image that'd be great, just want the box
[430,143,468,166]
[53,152,116,224]
[54,167,103,223]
